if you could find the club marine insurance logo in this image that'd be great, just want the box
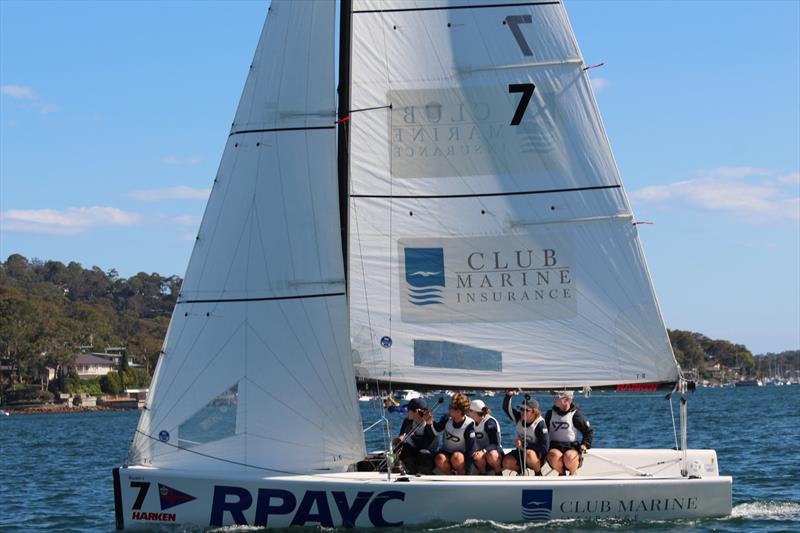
[404,247,445,306]
[521,489,553,521]
[399,236,576,323]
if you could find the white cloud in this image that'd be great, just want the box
[1,85,36,99]
[699,167,770,179]
[777,172,800,185]
[173,215,202,226]
[632,167,799,223]
[591,77,610,91]
[163,155,203,166]
[39,103,59,114]
[128,186,210,202]
[0,207,141,235]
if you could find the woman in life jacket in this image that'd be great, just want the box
[545,390,594,476]
[393,397,437,475]
[501,391,549,475]
[467,399,503,475]
[429,393,477,475]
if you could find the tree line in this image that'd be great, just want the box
[1,254,796,404]
[0,254,178,402]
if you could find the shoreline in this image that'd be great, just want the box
[1,404,140,416]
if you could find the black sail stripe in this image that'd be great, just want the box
[229,125,335,136]
[178,292,345,304]
[354,1,560,14]
[351,184,621,199]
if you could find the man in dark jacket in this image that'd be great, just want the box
[545,390,593,475]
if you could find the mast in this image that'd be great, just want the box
[337,0,353,284]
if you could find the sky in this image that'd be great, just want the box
[1,0,798,355]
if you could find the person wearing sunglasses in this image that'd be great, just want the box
[501,390,549,475]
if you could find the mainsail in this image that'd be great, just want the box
[129,0,365,474]
[347,0,679,388]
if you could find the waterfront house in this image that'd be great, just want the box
[73,353,116,379]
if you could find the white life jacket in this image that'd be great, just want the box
[515,415,545,448]
[549,409,577,443]
[443,417,475,453]
[473,415,501,450]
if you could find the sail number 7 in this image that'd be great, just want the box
[508,83,536,125]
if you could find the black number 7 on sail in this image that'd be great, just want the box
[508,83,536,125]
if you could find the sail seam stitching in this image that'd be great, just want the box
[354,1,560,14]
[230,126,335,136]
[351,184,621,199]
[179,292,345,304]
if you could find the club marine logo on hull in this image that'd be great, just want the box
[404,248,445,306]
[521,489,553,521]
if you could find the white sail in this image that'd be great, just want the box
[347,0,679,388]
[129,0,365,474]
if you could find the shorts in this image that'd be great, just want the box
[549,441,581,453]
[503,448,545,472]
[436,449,466,459]
[480,444,503,455]
[549,441,584,467]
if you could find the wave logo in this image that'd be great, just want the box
[521,489,553,521]
[405,247,445,306]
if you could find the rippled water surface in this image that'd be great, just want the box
[1,386,798,532]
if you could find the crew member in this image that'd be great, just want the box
[545,390,593,476]
[393,398,436,474]
[429,393,477,475]
[501,391,549,475]
[468,399,503,475]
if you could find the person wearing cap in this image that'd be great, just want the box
[545,390,594,476]
[392,398,437,474]
[501,391,549,475]
[430,392,477,475]
[467,399,503,475]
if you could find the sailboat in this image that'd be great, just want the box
[113,0,732,528]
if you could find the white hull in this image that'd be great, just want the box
[114,448,731,529]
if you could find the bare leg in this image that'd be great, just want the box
[563,449,581,475]
[434,453,452,475]
[451,452,466,475]
[525,449,542,475]
[473,451,486,474]
[547,449,565,475]
[486,450,502,475]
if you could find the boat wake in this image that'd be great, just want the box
[730,501,800,519]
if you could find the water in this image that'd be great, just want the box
[1,386,798,532]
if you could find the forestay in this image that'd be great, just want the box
[347,0,679,388]
[129,0,365,474]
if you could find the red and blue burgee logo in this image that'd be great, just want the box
[158,483,197,510]
[521,489,553,521]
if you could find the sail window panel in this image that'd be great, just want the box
[177,384,239,449]
[349,203,677,387]
[180,132,342,301]
[350,67,619,197]
[233,0,335,132]
[414,339,502,372]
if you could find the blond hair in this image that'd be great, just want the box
[451,393,471,415]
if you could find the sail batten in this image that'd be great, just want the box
[348,0,679,388]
